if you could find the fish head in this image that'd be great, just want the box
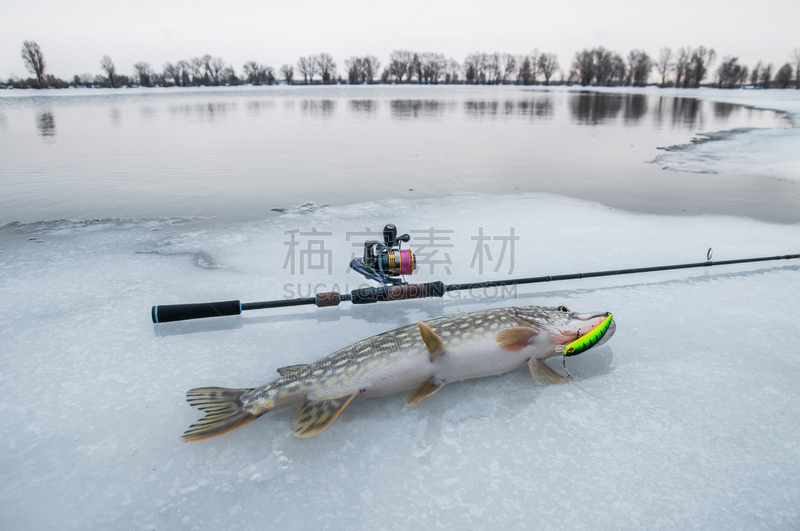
[510,305,616,357]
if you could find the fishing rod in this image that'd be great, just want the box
[151,223,800,324]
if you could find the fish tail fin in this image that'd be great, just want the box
[181,387,257,442]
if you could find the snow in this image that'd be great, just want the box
[2,192,799,529]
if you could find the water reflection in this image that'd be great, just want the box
[36,111,56,138]
[168,102,231,122]
[349,99,378,116]
[390,100,447,119]
[109,107,121,127]
[464,98,554,118]
[571,92,623,124]
[140,106,157,121]
[671,98,701,128]
[301,99,336,118]
[246,100,275,116]
[713,102,738,119]
[623,94,648,122]
[569,93,711,128]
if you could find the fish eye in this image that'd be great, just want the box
[558,305,569,312]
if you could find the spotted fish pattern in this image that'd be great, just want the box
[181,305,615,441]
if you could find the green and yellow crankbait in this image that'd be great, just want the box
[556,313,614,357]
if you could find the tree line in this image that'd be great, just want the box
[10,40,800,90]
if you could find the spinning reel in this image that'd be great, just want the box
[350,224,417,286]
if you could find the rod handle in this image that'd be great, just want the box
[151,300,241,323]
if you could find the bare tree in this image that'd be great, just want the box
[656,47,672,85]
[716,57,747,88]
[775,63,793,88]
[793,49,800,89]
[190,57,205,85]
[463,53,481,84]
[315,53,336,83]
[100,55,117,87]
[280,64,294,84]
[444,59,461,84]
[243,61,273,85]
[760,63,773,88]
[611,54,626,85]
[517,56,533,85]
[345,56,364,84]
[750,61,762,87]
[362,56,380,83]
[500,53,516,84]
[208,57,226,85]
[162,62,180,86]
[345,55,381,84]
[593,47,615,85]
[537,53,559,85]
[133,61,153,87]
[572,49,595,86]
[177,60,192,86]
[389,50,413,82]
[687,46,715,88]
[297,56,315,83]
[675,47,691,87]
[21,40,47,88]
[417,52,445,84]
[627,50,652,86]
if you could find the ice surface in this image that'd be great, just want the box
[1,193,799,529]
[642,87,800,181]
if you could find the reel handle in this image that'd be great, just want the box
[151,300,241,323]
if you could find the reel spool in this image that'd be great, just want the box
[350,224,417,286]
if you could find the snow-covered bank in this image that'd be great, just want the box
[1,193,799,529]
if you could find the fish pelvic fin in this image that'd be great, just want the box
[495,327,538,351]
[277,364,308,376]
[529,358,572,385]
[290,393,357,438]
[417,321,446,361]
[405,376,444,405]
[181,387,257,442]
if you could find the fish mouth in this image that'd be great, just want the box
[553,311,615,348]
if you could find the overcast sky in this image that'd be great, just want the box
[3,0,799,80]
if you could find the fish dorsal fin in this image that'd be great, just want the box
[277,364,308,376]
[405,376,444,405]
[495,327,538,351]
[417,321,446,361]
[528,358,571,385]
[290,393,357,438]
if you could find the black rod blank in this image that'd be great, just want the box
[151,252,799,323]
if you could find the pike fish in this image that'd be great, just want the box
[182,305,615,441]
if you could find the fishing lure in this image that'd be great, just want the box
[556,313,614,377]
[557,313,614,357]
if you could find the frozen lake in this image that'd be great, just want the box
[1,84,798,225]
[1,86,800,529]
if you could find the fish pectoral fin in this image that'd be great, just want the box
[290,393,357,438]
[528,358,572,385]
[495,327,538,351]
[417,321,446,361]
[405,376,444,405]
[277,364,308,376]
